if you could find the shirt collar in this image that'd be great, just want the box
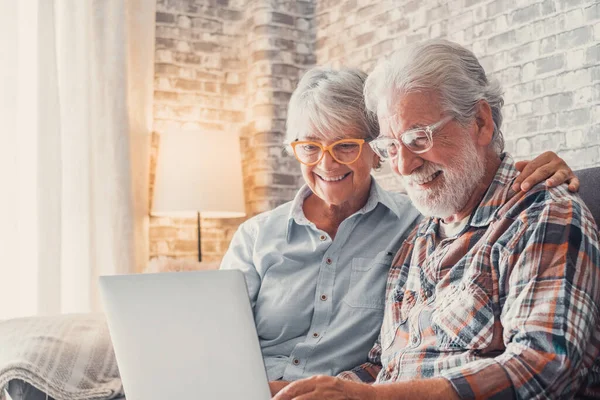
[285,178,400,242]
[417,153,518,236]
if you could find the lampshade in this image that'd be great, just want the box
[151,131,246,218]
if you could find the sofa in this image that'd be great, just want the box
[5,167,600,400]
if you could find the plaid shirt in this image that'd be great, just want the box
[339,155,600,399]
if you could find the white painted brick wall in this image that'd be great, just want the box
[315,0,600,190]
[149,0,599,260]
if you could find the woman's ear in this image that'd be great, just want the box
[475,100,494,147]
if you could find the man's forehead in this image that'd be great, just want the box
[378,92,444,125]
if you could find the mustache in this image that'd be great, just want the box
[403,162,443,185]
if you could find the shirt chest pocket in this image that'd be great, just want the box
[343,252,393,310]
[432,280,495,350]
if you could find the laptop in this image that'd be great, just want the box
[99,270,271,400]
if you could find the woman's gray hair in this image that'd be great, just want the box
[364,39,505,154]
[285,67,379,145]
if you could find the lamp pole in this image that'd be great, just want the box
[197,211,202,262]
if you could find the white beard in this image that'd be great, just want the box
[402,143,486,219]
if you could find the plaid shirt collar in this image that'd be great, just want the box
[416,153,518,238]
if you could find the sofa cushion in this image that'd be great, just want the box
[574,167,600,227]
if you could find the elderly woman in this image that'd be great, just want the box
[220,67,577,393]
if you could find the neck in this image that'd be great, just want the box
[442,154,501,224]
[304,179,372,237]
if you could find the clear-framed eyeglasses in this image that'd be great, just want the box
[289,138,372,166]
[369,115,454,160]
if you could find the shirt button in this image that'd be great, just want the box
[320,294,328,301]
[425,289,432,298]
[460,282,466,291]
[411,336,419,345]
[320,235,327,241]
[293,359,300,365]
[326,258,332,265]
[312,332,319,338]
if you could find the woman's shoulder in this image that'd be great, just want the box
[238,200,295,232]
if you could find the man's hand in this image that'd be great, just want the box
[269,381,290,396]
[513,151,579,192]
[272,375,376,400]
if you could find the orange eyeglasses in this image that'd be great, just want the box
[289,138,371,166]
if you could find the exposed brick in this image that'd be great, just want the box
[272,12,295,25]
[586,44,600,65]
[488,30,516,52]
[541,0,556,16]
[585,3,600,21]
[558,108,591,128]
[540,36,556,54]
[218,8,243,21]
[546,93,574,111]
[465,0,485,7]
[508,41,539,64]
[356,31,375,47]
[509,3,540,25]
[342,0,357,13]
[192,17,223,32]
[486,0,516,17]
[388,18,410,35]
[156,12,176,24]
[193,41,219,52]
[556,27,592,50]
[536,54,565,74]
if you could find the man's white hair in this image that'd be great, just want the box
[364,39,505,154]
[285,67,379,144]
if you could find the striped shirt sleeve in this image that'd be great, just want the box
[337,335,383,383]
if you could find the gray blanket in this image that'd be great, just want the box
[0,313,123,400]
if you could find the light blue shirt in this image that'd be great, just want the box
[220,179,421,381]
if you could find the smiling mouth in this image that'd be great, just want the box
[316,172,351,182]
[411,170,442,186]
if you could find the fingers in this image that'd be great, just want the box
[544,169,570,188]
[513,151,575,192]
[514,160,530,172]
[270,381,290,396]
[512,152,555,191]
[567,176,580,193]
[273,379,316,400]
[515,164,555,191]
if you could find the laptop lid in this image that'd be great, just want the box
[99,270,270,400]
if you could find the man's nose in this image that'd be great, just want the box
[395,144,423,176]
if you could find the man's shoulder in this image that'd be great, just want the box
[499,182,595,227]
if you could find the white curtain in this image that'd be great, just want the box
[0,0,155,319]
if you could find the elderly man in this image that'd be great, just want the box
[274,39,600,399]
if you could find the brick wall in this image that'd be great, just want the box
[149,0,599,263]
[150,0,248,263]
[239,0,314,214]
[314,0,600,191]
[149,0,311,263]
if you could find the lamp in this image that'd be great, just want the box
[151,130,246,261]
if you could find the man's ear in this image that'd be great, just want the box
[373,155,382,170]
[475,100,495,147]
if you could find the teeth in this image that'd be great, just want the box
[320,173,347,182]
[412,171,441,185]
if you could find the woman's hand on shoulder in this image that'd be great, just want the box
[513,151,579,193]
